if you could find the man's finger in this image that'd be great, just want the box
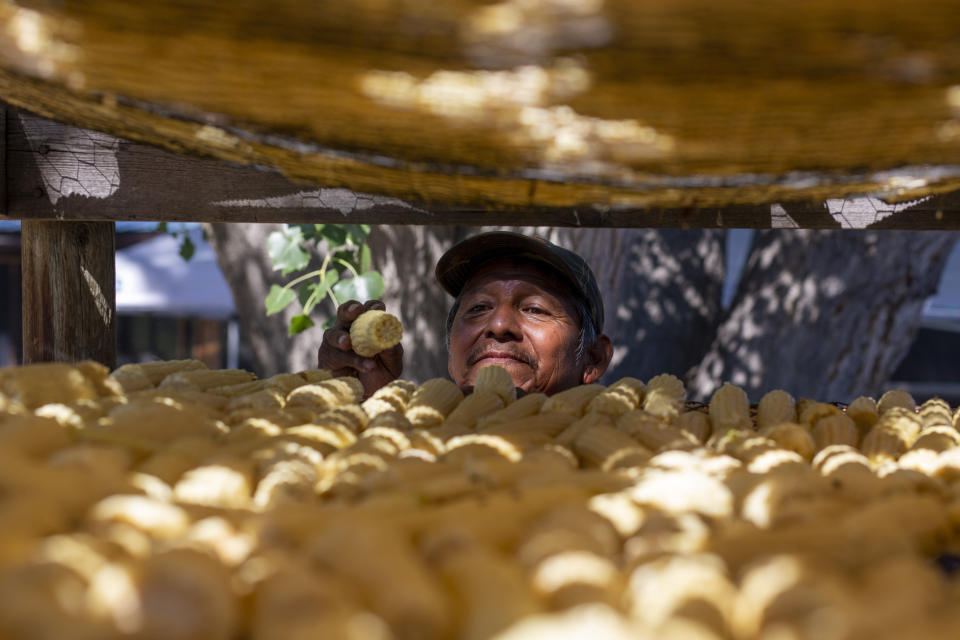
[323,328,352,351]
[335,300,363,328]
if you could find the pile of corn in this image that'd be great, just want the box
[1,359,960,640]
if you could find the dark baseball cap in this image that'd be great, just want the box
[435,231,605,333]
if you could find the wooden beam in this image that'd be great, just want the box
[21,220,116,367]
[6,108,960,229]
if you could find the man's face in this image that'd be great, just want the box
[447,259,585,395]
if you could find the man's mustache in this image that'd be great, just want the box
[467,345,536,369]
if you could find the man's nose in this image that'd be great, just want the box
[485,304,520,340]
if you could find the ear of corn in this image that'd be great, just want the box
[709,382,753,432]
[473,365,516,405]
[349,309,403,358]
[756,389,796,429]
[642,373,686,422]
[877,388,917,415]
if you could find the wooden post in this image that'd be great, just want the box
[21,220,116,367]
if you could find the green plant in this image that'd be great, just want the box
[263,224,384,335]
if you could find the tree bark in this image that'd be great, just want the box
[687,228,959,402]
[205,222,322,377]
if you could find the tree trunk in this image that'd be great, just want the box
[560,228,726,383]
[205,222,323,377]
[687,228,959,402]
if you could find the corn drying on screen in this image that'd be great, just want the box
[2,360,960,639]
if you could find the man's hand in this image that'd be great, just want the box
[317,299,403,398]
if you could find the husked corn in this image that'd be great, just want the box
[585,377,646,418]
[473,365,516,405]
[3,356,960,640]
[540,384,605,417]
[756,389,796,429]
[846,396,879,435]
[811,413,859,451]
[759,423,816,461]
[877,388,916,415]
[406,379,464,428]
[349,310,403,357]
[643,373,686,421]
[709,383,753,432]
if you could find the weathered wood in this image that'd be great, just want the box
[21,220,116,366]
[7,108,960,229]
[2,2,960,210]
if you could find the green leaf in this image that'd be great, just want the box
[322,316,338,330]
[332,271,385,303]
[179,236,196,261]
[319,225,348,248]
[332,249,359,274]
[288,314,315,335]
[156,222,168,233]
[305,270,339,314]
[267,228,310,275]
[360,244,372,273]
[297,282,319,307]
[265,285,297,315]
[345,224,369,245]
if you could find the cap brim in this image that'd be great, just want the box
[435,232,581,299]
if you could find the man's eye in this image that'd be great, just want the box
[525,306,548,315]
[467,304,489,313]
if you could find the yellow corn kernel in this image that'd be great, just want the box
[286,377,364,410]
[759,422,816,461]
[756,389,796,429]
[474,365,516,405]
[349,309,403,357]
[618,410,698,452]
[443,391,504,429]
[573,423,652,470]
[675,410,712,443]
[846,396,879,436]
[585,377,646,417]
[315,404,368,433]
[476,393,547,429]
[540,384,606,417]
[877,388,916,415]
[918,397,952,429]
[406,378,464,428]
[709,382,753,432]
[811,413,859,451]
[642,373,686,422]
[797,400,842,428]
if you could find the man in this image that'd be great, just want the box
[317,231,613,397]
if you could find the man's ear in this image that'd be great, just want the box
[581,334,613,384]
